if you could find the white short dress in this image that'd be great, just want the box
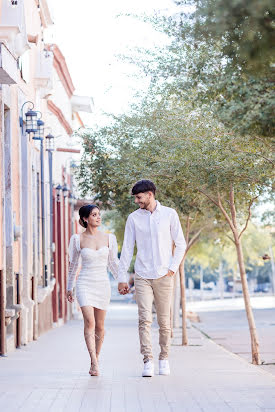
[67,233,119,310]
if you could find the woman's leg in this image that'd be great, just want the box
[94,308,107,360]
[81,306,99,375]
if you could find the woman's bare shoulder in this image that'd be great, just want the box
[101,232,110,241]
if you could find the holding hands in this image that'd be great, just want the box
[118,270,173,296]
[118,282,130,295]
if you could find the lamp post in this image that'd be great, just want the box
[32,117,44,140]
[62,183,69,320]
[68,193,74,205]
[19,101,38,135]
[56,185,62,203]
[31,115,48,287]
[62,184,69,198]
[46,133,55,281]
[55,184,64,319]
[45,133,55,151]
[19,103,49,285]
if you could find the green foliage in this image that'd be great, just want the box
[189,222,272,269]
[76,84,273,219]
[75,7,274,278]
[180,0,275,74]
[121,3,275,137]
[102,210,127,250]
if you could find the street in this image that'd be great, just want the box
[1,301,275,411]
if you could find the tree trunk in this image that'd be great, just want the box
[173,271,180,328]
[234,236,261,365]
[179,257,188,345]
[199,186,261,364]
[228,186,261,365]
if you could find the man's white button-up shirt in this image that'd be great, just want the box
[117,201,186,283]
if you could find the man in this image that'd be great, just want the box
[118,180,186,377]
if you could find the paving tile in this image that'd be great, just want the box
[1,302,275,412]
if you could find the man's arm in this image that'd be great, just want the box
[169,210,186,274]
[118,215,136,286]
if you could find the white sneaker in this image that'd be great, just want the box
[142,360,154,377]
[159,359,170,375]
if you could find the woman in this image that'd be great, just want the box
[66,204,119,376]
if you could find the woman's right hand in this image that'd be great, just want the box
[66,290,74,303]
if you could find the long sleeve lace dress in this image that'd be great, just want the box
[67,233,119,310]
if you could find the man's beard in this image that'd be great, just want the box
[139,200,150,209]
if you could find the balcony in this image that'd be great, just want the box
[34,49,54,95]
[0,0,29,58]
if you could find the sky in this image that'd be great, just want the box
[46,0,176,125]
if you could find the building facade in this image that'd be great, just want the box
[0,0,92,354]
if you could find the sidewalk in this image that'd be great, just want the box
[1,302,275,411]
[187,297,275,376]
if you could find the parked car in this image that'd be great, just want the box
[254,283,270,293]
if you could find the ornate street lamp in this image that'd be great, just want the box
[19,101,38,134]
[68,193,77,206]
[68,193,74,205]
[45,133,55,151]
[62,184,69,198]
[56,184,62,203]
[33,118,44,140]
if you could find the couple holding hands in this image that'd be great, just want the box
[66,180,186,377]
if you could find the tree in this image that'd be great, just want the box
[155,117,273,364]
[76,2,274,360]
[121,4,275,138]
[77,87,273,364]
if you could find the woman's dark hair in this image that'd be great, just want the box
[131,180,156,196]
[79,204,99,228]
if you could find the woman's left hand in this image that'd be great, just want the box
[66,290,74,303]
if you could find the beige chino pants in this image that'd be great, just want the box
[134,273,173,362]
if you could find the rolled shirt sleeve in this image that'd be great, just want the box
[169,210,186,273]
[117,215,136,283]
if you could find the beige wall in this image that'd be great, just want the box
[0,86,3,271]
[0,0,55,351]
[0,0,91,354]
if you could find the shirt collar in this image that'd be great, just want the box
[155,200,161,212]
[139,200,161,214]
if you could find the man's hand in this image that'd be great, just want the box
[165,269,175,277]
[118,282,129,295]
[66,291,74,303]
